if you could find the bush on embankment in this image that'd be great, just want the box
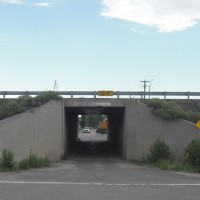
[0,91,62,121]
[145,98,200,123]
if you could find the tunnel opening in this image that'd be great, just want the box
[65,106,125,159]
[78,114,108,142]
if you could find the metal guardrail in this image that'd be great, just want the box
[1,91,200,100]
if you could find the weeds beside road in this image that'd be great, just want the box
[0,148,49,172]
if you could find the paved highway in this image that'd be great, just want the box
[1,159,200,200]
[0,131,200,200]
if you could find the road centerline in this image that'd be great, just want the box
[0,181,200,186]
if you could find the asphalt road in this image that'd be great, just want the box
[78,129,107,142]
[1,158,200,199]
[0,132,200,200]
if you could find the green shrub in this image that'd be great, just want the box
[148,139,170,163]
[145,99,200,122]
[153,107,186,120]
[18,159,30,170]
[30,154,50,168]
[145,98,162,109]
[185,111,200,123]
[0,149,50,171]
[145,99,176,109]
[0,91,62,121]
[43,155,50,167]
[173,162,195,172]
[153,159,196,172]
[34,91,62,107]
[185,139,200,169]
[0,101,26,121]
[1,148,15,169]
[153,159,172,170]
[18,96,35,109]
[17,154,49,170]
[30,154,42,168]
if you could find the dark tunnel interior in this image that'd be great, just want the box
[65,106,125,159]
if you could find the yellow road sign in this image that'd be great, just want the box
[196,120,200,129]
[99,122,108,129]
[98,90,113,96]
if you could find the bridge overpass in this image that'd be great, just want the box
[0,97,199,162]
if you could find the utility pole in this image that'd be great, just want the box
[54,80,58,91]
[85,115,89,127]
[140,80,150,99]
[149,79,154,99]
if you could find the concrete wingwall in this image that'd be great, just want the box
[125,100,200,161]
[0,100,64,161]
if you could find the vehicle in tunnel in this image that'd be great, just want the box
[96,121,108,134]
[82,127,90,133]
[96,128,108,134]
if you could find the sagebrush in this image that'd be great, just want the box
[148,139,170,162]
[185,139,200,170]
[0,91,62,121]
[145,99,200,123]
[1,148,15,170]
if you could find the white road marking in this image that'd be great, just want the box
[0,181,200,186]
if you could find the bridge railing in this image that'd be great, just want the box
[1,91,200,100]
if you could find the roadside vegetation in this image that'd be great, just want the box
[133,138,200,173]
[0,91,62,121]
[0,148,50,172]
[145,98,200,123]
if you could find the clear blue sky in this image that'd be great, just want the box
[1,0,200,92]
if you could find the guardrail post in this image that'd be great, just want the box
[3,91,6,99]
[187,91,190,102]
[117,91,119,99]
[71,92,73,99]
[94,91,96,99]
[164,91,166,100]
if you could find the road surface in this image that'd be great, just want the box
[1,158,200,200]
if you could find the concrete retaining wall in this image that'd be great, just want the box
[0,100,64,161]
[125,100,200,161]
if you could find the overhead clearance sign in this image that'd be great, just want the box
[97,90,113,96]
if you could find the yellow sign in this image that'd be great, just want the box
[196,120,200,129]
[99,122,108,129]
[98,90,113,96]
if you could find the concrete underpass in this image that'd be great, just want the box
[0,98,199,162]
[64,105,125,159]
